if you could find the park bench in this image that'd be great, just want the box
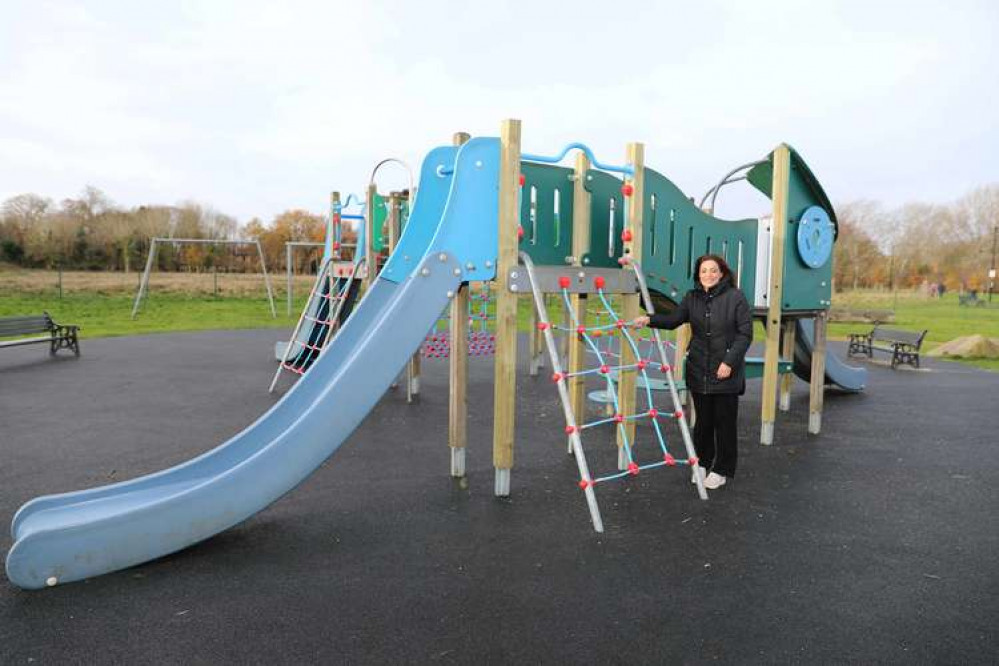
[0,313,80,357]
[958,292,986,307]
[847,325,926,369]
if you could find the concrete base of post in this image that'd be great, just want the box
[808,412,822,435]
[407,375,420,403]
[779,393,791,412]
[618,447,628,471]
[760,421,775,446]
[450,448,465,477]
[494,468,511,496]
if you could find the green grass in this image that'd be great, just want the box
[828,291,999,372]
[0,293,297,339]
[3,286,997,372]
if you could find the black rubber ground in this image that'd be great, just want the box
[1,330,996,664]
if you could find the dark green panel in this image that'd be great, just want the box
[582,170,625,268]
[640,167,758,305]
[518,163,575,266]
[746,147,834,310]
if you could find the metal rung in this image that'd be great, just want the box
[507,266,638,295]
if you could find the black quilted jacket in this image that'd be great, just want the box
[649,277,753,395]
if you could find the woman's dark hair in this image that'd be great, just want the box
[694,254,734,285]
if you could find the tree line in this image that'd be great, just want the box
[0,186,355,274]
[833,183,997,292]
[1,183,995,291]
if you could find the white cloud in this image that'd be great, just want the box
[0,0,996,222]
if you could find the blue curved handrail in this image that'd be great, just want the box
[342,193,366,209]
[332,194,367,213]
[521,143,634,176]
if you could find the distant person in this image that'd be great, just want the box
[938,282,946,298]
[631,254,753,490]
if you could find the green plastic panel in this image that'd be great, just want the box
[518,163,575,266]
[640,167,758,304]
[581,170,626,268]
[372,193,388,253]
[746,147,834,310]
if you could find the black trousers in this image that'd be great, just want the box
[691,392,739,478]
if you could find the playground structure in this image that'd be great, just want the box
[6,120,865,589]
[271,170,413,392]
[130,238,277,319]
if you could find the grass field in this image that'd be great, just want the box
[2,268,997,371]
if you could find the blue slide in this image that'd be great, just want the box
[793,318,867,392]
[6,138,501,590]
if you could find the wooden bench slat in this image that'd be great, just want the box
[0,336,57,348]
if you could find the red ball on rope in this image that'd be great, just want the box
[551,372,564,383]
[594,275,606,289]
[621,183,634,197]
[578,479,591,490]
[621,229,633,243]
[599,365,610,374]
[517,225,524,240]
[559,276,571,289]
[628,462,639,475]
[647,408,658,418]
[664,453,676,466]
[537,322,549,331]
[614,413,624,423]
[519,173,525,187]
[674,410,684,419]
[565,425,576,435]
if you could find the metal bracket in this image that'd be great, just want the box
[507,265,637,294]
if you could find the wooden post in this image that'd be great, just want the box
[364,183,377,294]
[330,191,341,259]
[387,192,401,251]
[449,131,471,477]
[808,312,827,434]
[528,300,541,375]
[492,119,521,496]
[567,151,592,453]
[615,143,644,466]
[779,319,796,412]
[761,144,791,445]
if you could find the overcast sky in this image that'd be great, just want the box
[1,0,996,223]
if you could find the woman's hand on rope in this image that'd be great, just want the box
[716,362,732,379]
[630,315,650,329]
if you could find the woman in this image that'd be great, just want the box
[633,254,752,490]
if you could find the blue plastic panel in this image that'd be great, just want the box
[796,205,834,269]
[380,146,458,283]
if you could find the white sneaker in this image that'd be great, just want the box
[703,472,727,490]
[690,467,706,485]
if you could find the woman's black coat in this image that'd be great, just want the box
[649,277,753,395]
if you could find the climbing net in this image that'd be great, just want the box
[523,258,705,531]
[422,283,496,358]
[540,275,696,483]
[270,259,362,391]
